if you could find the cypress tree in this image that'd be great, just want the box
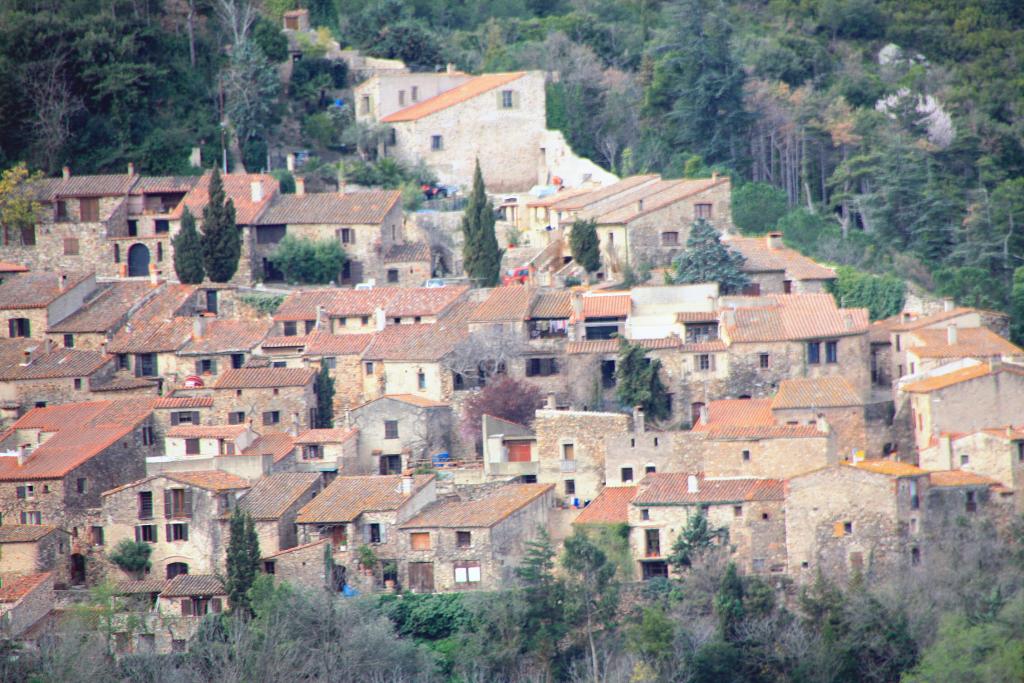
[461,160,503,287]
[316,362,335,428]
[614,339,671,420]
[226,507,261,616]
[171,207,205,284]
[201,166,241,283]
[569,218,601,273]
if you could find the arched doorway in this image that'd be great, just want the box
[127,243,151,277]
[70,553,86,585]
[166,562,189,579]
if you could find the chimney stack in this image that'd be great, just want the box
[988,357,1002,373]
[765,232,784,250]
[286,153,296,172]
[17,444,31,466]
[943,298,955,312]
[374,305,387,332]
[58,272,67,291]
[149,263,159,286]
[295,176,306,197]
[545,394,556,410]
[636,199,644,213]
[289,412,300,437]
[127,162,135,176]
[699,404,709,425]
[193,315,207,340]
[315,304,325,330]
[687,474,699,494]
[42,338,52,355]
[62,166,70,180]
[946,324,958,346]
[401,470,414,494]
[712,171,719,183]
[250,181,263,203]
[938,434,953,469]
[446,63,455,74]
[189,147,202,168]
[633,406,645,434]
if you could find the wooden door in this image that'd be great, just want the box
[408,562,434,593]
[507,442,531,462]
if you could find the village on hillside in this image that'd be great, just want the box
[0,5,1022,675]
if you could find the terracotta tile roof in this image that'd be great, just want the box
[105,284,198,354]
[724,294,869,342]
[978,426,1024,440]
[48,281,157,333]
[0,347,110,381]
[582,294,631,319]
[166,424,248,439]
[677,311,720,323]
[847,460,926,477]
[574,486,636,525]
[357,394,449,409]
[471,287,535,322]
[567,337,681,354]
[548,175,659,211]
[724,236,836,280]
[0,261,29,273]
[154,396,214,409]
[0,399,156,481]
[0,525,60,543]
[384,242,431,263]
[693,399,774,429]
[531,290,572,319]
[928,470,1000,487]
[0,572,51,603]
[0,271,93,310]
[303,331,374,356]
[908,327,1022,359]
[55,174,137,197]
[381,72,527,122]
[114,578,169,595]
[296,474,434,523]
[633,473,784,505]
[401,483,553,528]
[133,176,201,194]
[160,574,225,597]
[361,300,475,361]
[295,427,358,444]
[89,374,159,392]
[170,172,277,225]
[163,470,251,492]
[240,432,296,463]
[258,190,401,225]
[263,538,328,559]
[274,286,468,321]
[679,340,728,352]
[771,376,862,409]
[526,187,592,208]
[901,363,1024,394]
[888,307,978,332]
[233,472,320,520]
[213,367,315,389]
[595,177,731,225]
[178,320,272,355]
[262,334,308,349]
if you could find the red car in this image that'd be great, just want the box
[502,266,531,285]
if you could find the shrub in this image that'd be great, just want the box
[828,266,906,320]
[242,137,267,172]
[272,235,348,285]
[238,293,285,315]
[731,182,789,234]
[108,539,152,578]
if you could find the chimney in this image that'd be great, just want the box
[633,406,645,434]
[844,313,854,330]
[636,199,644,213]
[545,394,556,410]
[699,404,709,425]
[446,63,455,74]
[343,409,352,429]
[938,434,953,469]
[687,474,699,494]
[295,176,306,197]
[149,263,159,286]
[289,412,300,437]
[286,153,296,172]
[712,171,719,182]
[62,166,70,180]
[189,147,202,168]
[315,304,325,330]
[722,308,735,327]
[943,298,955,312]
[401,470,414,494]
[765,232,783,251]
[42,338,52,355]
[374,306,387,331]
[21,347,35,366]
[815,415,831,435]
[119,263,128,279]
[58,272,68,291]
[127,162,135,176]
[946,324,958,346]
[193,315,207,340]
[989,357,1002,373]
[17,444,31,466]
[250,180,264,203]
[901,312,914,323]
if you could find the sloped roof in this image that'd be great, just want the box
[381,72,526,122]
[213,367,315,389]
[633,473,783,505]
[133,176,201,194]
[88,373,160,393]
[574,486,636,525]
[771,376,862,409]
[262,334,308,349]
[901,363,1024,394]
[170,172,277,225]
[258,190,401,225]
[103,470,251,497]
[677,311,719,323]
[531,290,572,318]
[233,472,320,520]
[161,574,225,597]
[384,242,431,263]
[847,460,925,477]
[355,394,449,410]
[928,470,1000,487]
[294,427,358,445]
[888,307,978,332]
[240,432,296,463]
[166,425,248,439]
[0,572,52,603]
[724,294,869,342]
[296,474,434,523]
[582,294,631,319]
[525,186,592,208]
[54,174,137,197]
[567,337,681,354]
[48,280,157,333]
[274,286,468,321]
[104,284,198,354]
[0,271,92,310]
[114,578,169,595]
[303,331,374,356]
[0,347,110,381]
[471,287,535,322]
[691,398,822,439]
[547,175,659,211]
[154,396,214,409]
[178,320,272,354]
[401,483,553,528]
[0,261,29,273]
[725,236,836,280]
[908,327,1022,359]
[595,177,731,225]
[361,300,475,362]
[0,525,60,543]
[263,538,329,559]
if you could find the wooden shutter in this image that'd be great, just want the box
[165,524,173,540]
[170,412,180,426]
[181,524,189,541]
[16,486,25,499]
[209,360,217,374]
[195,360,202,374]
[164,490,172,517]
[191,411,200,424]
[184,489,194,516]
[8,320,15,337]
[134,526,141,542]
[211,598,222,613]
[709,354,716,371]
[379,524,387,543]
[181,599,192,616]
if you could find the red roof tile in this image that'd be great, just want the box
[401,484,553,528]
[724,294,868,342]
[471,287,535,322]
[693,399,774,428]
[901,363,1024,393]
[0,572,52,603]
[771,376,862,409]
[160,574,225,597]
[274,286,468,321]
[0,262,29,273]
[0,346,110,381]
[262,334,308,349]
[154,396,214,409]
[0,271,93,310]
[847,460,925,477]
[48,280,158,333]
[54,174,137,197]
[582,294,631,319]
[574,486,636,525]
[908,327,1022,359]
[213,367,315,389]
[547,175,660,211]
[240,432,296,462]
[178,320,272,354]
[567,337,682,354]
[294,427,358,444]
[296,474,434,523]
[232,472,320,520]
[263,538,329,559]
[928,470,1000,487]
[105,284,198,354]
[725,236,836,280]
[361,300,475,361]
[259,190,401,225]
[633,473,783,505]
[166,425,248,439]
[595,177,731,225]
[164,470,250,491]
[382,72,526,122]
[384,242,431,263]
[171,172,277,225]
[303,331,374,356]
[0,525,61,543]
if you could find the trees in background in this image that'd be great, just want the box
[731,182,788,235]
[172,207,206,284]
[226,507,261,616]
[201,167,241,283]
[271,235,347,284]
[0,163,42,246]
[828,266,906,320]
[569,218,601,274]
[670,219,750,294]
[614,339,670,421]
[461,161,502,287]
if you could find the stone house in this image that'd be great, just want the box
[222,472,322,556]
[533,408,630,505]
[150,395,216,442]
[349,395,451,474]
[100,470,250,579]
[543,175,661,234]
[901,361,1024,452]
[0,572,55,638]
[175,318,272,379]
[354,69,472,124]
[396,483,555,593]
[210,367,318,435]
[149,423,261,479]
[46,279,162,351]
[918,428,1024,510]
[253,188,405,285]
[289,427,363,475]
[626,473,786,580]
[901,325,1024,377]
[0,398,159,584]
[295,474,436,590]
[301,331,375,412]
[0,525,70,583]
[482,414,537,481]
[382,242,434,287]
[261,538,334,591]
[724,233,836,295]
[154,575,227,653]
[0,270,98,341]
[769,376,886,458]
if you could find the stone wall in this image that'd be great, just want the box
[350,399,452,471]
[265,539,332,591]
[0,572,54,638]
[534,409,629,503]
[211,383,316,435]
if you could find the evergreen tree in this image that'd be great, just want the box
[308,0,339,31]
[315,363,335,428]
[668,512,728,571]
[226,507,261,616]
[201,167,241,283]
[614,339,671,420]
[569,218,601,273]
[460,161,502,287]
[1010,267,1024,346]
[714,562,745,641]
[562,529,619,683]
[670,219,750,294]
[514,528,567,668]
[171,207,205,284]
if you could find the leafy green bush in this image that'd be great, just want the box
[108,539,152,578]
[828,266,906,321]
[242,137,267,173]
[252,16,289,63]
[272,235,348,285]
[378,593,470,641]
[933,266,1007,310]
[731,182,789,234]
[238,293,285,315]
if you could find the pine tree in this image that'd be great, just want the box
[171,207,205,284]
[671,219,750,294]
[569,218,601,273]
[1010,267,1024,346]
[614,339,671,420]
[226,507,261,616]
[315,363,335,428]
[201,166,241,283]
[461,160,502,287]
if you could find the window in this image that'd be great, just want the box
[562,443,574,461]
[761,512,770,520]
[364,361,374,374]
[825,340,838,363]
[20,511,42,525]
[416,370,427,390]
[114,243,120,262]
[742,450,751,462]
[138,491,153,519]
[91,526,104,546]
[272,362,286,369]
[454,561,481,584]
[171,411,198,425]
[155,220,169,234]
[695,203,712,219]
[16,484,35,500]
[228,411,245,425]
[55,200,68,221]
[360,95,370,114]
[136,353,157,377]
[411,86,419,101]
[323,357,336,369]
[171,640,187,653]
[410,531,430,550]
[302,445,322,460]
[387,268,399,283]
[8,318,30,338]
[185,438,200,455]
[564,479,576,495]
[965,491,977,513]
[337,228,355,245]
[166,562,188,579]
[80,198,100,222]
[621,467,634,483]
[456,531,472,548]
[759,353,770,369]
[197,358,216,374]
[645,528,660,557]
[501,89,514,108]
[843,521,853,534]
[431,135,443,150]
[733,505,743,518]
[645,464,656,474]
[384,420,399,439]
[262,411,280,425]
[64,237,79,255]
[526,357,559,377]
[807,341,821,364]
[168,523,189,541]
[304,319,316,334]
[73,378,82,390]
[960,453,969,466]
[76,478,87,494]
[142,426,154,446]
[661,231,679,246]
[117,354,130,370]
[398,89,406,106]
[282,321,297,336]
[910,547,921,566]
[166,488,191,518]
[641,509,650,520]
[1018,442,1024,463]
[263,560,276,574]
[909,480,920,510]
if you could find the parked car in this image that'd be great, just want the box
[421,183,459,199]
[423,278,446,288]
[502,266,531,286]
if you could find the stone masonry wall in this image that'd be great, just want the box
[534,409,629,504]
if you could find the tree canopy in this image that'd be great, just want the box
[460,161,502,287]
[670,219,750,294]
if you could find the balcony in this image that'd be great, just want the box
[488,461,539,476]
[559,460,576,473]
